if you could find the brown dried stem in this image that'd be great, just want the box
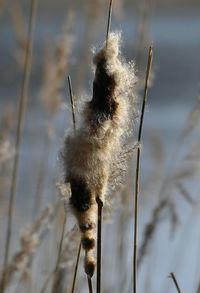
[106,0,113,47]
[51,214,67,293]
[87,276,93,293]
[169,272,182,293]
[68,75,76,133]
[51,75,76,292]
[0,0,37,292]
[0,204,57,290]
[96,197,103,293]
[133,46,153,293]
[71,241,81,293]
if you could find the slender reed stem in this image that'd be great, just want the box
[68,75,76,133]
[87,277,93,293]
[169,272,182,293]
[106,0,113,47]
[71,241,81,293]
[51,213,67,293]
[133,46,153,293]
[39,238,80,293]
[68,76,83,292]
[0,1,37,292]
[51,75,76,292]
[96,197,103,293]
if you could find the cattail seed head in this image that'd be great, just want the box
[60,32,137,277]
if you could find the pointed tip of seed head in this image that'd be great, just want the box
[85,257,96,278]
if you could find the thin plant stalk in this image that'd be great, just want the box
[133,46,153,293]
[0,0,37,292]
[51,213,67,293]
[106,0,113,47]
[96,2,114,293]
[96,197,103,293]
[71,241,81,293]
[68,75,76,133]
[169,272,182,293]
[87,276,93,293]
[51,75,76,293]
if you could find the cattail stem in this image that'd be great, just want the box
[67,76,83,292]
[106,0,113,47]
[133,46,153,293]
[71,241,81,293]
[96,197,103,293]
[68,75,76,133]
[87,277,93,293]
[51,75,77,292]
[51,213,67,293]
[169,272,182,293]
[0,1,37,292]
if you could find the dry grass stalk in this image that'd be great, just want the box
[169,272,182,293]
[51,76,77,293]
[40,12,75,121]
[71,241,81,293]
[32,15,75,218]
[0,1,38,292]
[87,275,93,293]
[96,197,103,293]
[106,0,113,47]
[135,0,154,90]
[0,204,55,290]
[0,139,14,194]
[139,94,200,267]
[0,109,15,199]
[39,226,80,293]
[0,137,13,167]
[68,75,76,133]
[55,229,80,293]
[133,46,153,293]
[51,215,67,293]
[137,198,167,267]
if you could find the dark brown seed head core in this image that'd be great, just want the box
[85,259,96,278]
[82,237,95,250]
[89,57,117,124]
[69,177,92,212]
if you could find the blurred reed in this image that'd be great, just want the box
[0,0,38,292]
